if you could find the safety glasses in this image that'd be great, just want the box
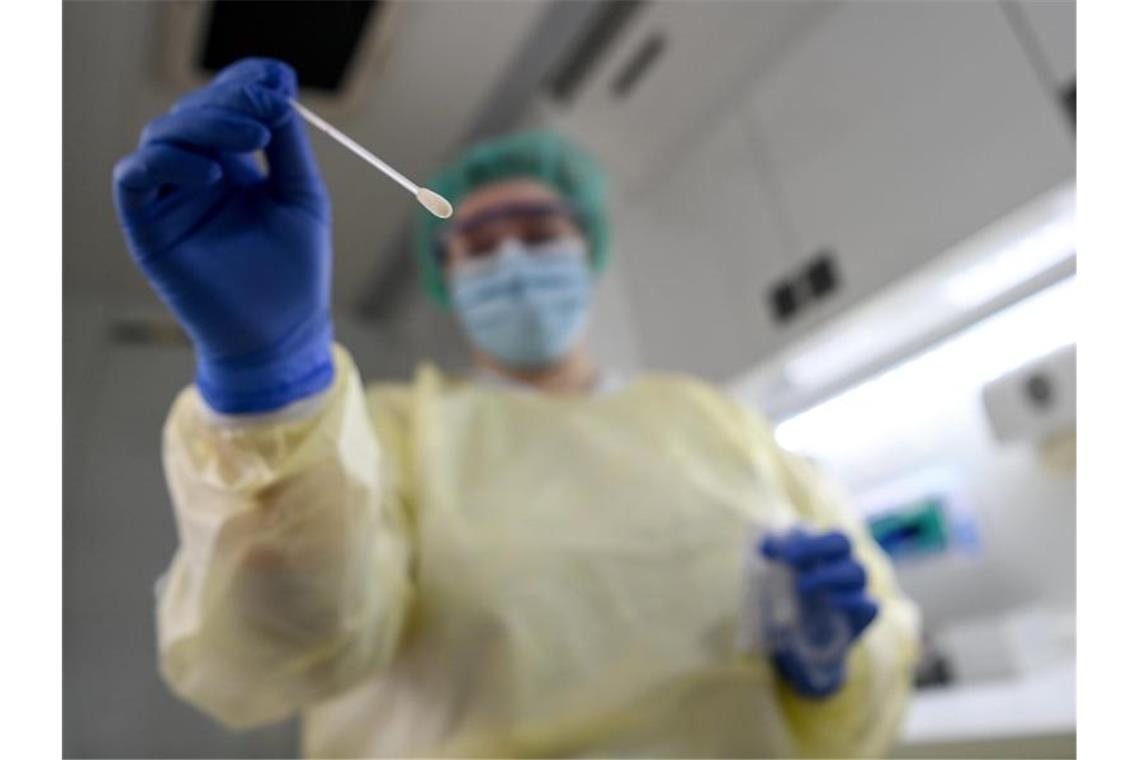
[435,200,585,265]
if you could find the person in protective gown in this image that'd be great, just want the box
[112,59,921,758]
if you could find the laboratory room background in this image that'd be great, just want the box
[63,1,1076,759]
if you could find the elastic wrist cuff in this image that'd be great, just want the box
[195,314,334,414]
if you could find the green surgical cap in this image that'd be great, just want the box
[414,129,610,307]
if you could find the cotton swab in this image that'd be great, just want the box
[291,100,453,219]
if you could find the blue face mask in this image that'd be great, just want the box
[449,237,593,368]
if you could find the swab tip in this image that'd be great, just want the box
[416,187,453,219]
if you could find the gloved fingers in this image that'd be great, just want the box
[216,59,326,206]
[113,144,223,213]
[759,529,816,559]
[772,530,853,570]
[211,57,298,92]
[172,77,294,131]
[827,591,880,635]
[772,649,846,699]
[262,104,327,210]
[796,559,867,595]
[759,534,790,560]
[140,107,271,154]
[173,67,325,209]
[216,152,266,186]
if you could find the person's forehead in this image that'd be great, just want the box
[455,179,563,223]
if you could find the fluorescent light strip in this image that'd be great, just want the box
[943,215,1075,308]
[774,276,1075,459]
[784,213,1076,390]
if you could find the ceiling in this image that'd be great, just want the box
[63,0,562,314]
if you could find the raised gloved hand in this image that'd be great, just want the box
[760,529,879,698]
[112,58,333,414]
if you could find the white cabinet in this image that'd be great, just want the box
[615,109,793,379]
[745,0,1075,337]
[600,1,1076,381]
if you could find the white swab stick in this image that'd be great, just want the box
[291,100,415,193]
[291,99,452,219]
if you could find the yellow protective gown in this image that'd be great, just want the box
[156,345,920,758]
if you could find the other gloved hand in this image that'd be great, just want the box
[112,58,333,414]
[760,529,879,698]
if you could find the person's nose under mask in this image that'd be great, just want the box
[448,236,594,369]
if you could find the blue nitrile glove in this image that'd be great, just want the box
[112,58,333,414]
[760,529,879,698]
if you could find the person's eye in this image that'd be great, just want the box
[521,222,562,245]
[465,234,500,258]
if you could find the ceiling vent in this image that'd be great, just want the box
[160,1,402,114]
